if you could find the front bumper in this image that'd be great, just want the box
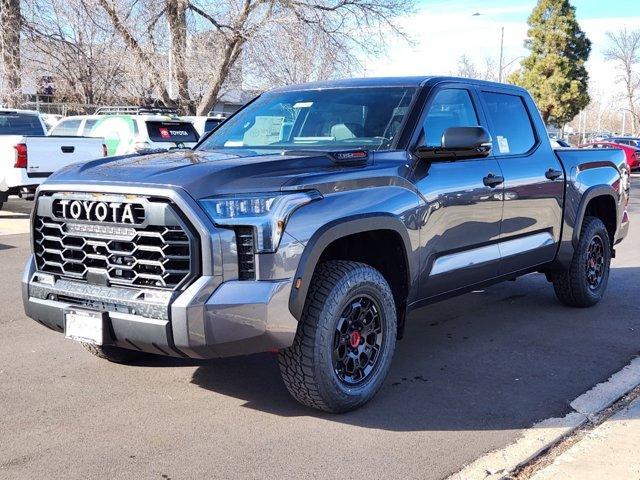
[22,255,298,358]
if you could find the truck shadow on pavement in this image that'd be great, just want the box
[165,267,640,431]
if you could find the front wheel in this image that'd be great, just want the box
[278,260,397,413]
[552,216,611,307]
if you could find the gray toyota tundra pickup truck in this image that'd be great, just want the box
[23,77,630,412]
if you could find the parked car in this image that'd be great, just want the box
[91,106,200,155]
[182,115,226,137]
[606,136,640,148]
[0,109,106,210]
[51,107,201,156]
[581,141,640,170]
[23,77,630,412]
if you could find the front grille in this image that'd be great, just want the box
[33,197,197,290]
[235,227,256,280]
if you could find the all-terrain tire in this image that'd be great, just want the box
[278,260,397,413]
[552,216,611,307]
[83,344,148,364]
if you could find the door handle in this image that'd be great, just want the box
[545,168,563,180]
[483,174,504,188]
[61,146,75,153]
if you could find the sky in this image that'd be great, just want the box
[363,0,640,103]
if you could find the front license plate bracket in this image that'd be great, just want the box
[64,308,108,345]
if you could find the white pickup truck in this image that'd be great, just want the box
[0,109,106,209]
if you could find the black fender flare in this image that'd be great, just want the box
[288,213,414,321]
[571,185,618,247]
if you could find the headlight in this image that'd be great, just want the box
[200,191,321,252]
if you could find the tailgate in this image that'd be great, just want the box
[24,136,105,175]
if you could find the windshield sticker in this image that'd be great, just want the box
[243,116,285,145]
[497,135,510,154]
[293,102,313,109]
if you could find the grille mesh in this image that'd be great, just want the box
[34,214,193,290]
[235,227,256,280]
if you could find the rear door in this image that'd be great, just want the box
[477,87,564,274]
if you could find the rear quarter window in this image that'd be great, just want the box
[50,119,82,136]
[146,121,199,142]
[0,113,46,136]
[481,92,536,156]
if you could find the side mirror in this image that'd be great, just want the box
[414,126,493,161]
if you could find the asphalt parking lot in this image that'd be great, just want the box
[1,178,639,480]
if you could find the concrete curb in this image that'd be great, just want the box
[571,357,640,418]
[446,356,640,480]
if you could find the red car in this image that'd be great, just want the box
[580,141,640,170]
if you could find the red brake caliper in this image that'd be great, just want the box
[349,330,361,348]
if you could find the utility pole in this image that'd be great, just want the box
[473,13,505,83]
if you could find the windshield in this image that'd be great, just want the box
[198,87,417,152]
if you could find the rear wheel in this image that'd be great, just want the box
[83,344,148,364]
[552,216,611,307]
[278,260,397,413]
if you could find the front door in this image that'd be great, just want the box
[411,86,504,300]
[478,88,564,275]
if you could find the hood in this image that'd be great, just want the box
[47,148,357,199]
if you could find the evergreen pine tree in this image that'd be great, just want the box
[509,0,591,127]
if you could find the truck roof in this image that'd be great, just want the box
[0,108,41,116]
[269,76,529,93]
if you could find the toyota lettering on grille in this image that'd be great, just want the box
[54,199,144,224]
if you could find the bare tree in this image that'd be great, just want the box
[245,17,356,88]
[191,0,413,115]
[21,0,130,105]
[166,0,190,109]
[95,0,413,115]
[0,0,22,107]
[604,28,640,135]
[455,55,480,79]
[96,0,172,105]
[16,0,412,113]
[455,55,497,81]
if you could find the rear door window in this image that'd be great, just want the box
[481,92,536,155]
[146,121,199,142]
[0,112,46,136]
[50,119,81,136]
